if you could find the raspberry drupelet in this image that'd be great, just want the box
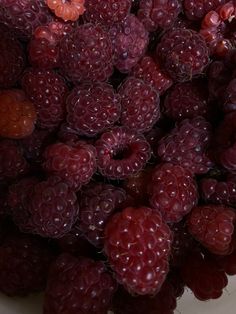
[184,0,227,21]
[46,0,85,22]
[104,206,173,295]
[44,254,117,314]
[95,126,151,180]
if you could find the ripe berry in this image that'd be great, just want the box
[46,0,85,22]
[66,82,121,137]
[44,254,117,314]
[43,142,97,190]
[223,78,236,113]
[118,77,160,133]
[156,28,209,82]
[59,23,113,83]
[216,249,236,275]
[22,68,68,130]
[184,0,227,21]
[0,89,36,139]
[95,127,151,180]
[148,163,198,223]
[187,205,236,255]
[104,206,172,295]
[109,14,149,73]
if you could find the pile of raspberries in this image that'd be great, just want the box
[1,0,236,313]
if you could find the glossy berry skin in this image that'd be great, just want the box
[0,140,28,181]
[66,82,121,137]
[118,77,160,133]
[164,80,209,121]
[104,206,172,295]
[60,23,113,83]
[148,163,198,223]
[156,28,209,82]
[0,233,53,296]
[43,142,97,190]
[46,0,85,22]
[0,0,53,40]
[0,25,25,89]
[44,254,117,314]
[181,251,228,301]
[85,0,132,26]
[109,14,149,73]
[0,90,36,139]
[95,127,151,180]
[132,55,173,95]
[77,183,127,248]
[200,177,236,207]
[138,0,182,32]
[184,0,227,21]
[187,205,236,255]
[158,116,213,175]
[22,68,68,130]
[9,176,80,239]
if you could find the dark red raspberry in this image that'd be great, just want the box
[0,140,28,181]
[156,28,209,82]
[44,254,117,314]
[22,68,68,130]
[112,281,177,314]
[77,183,127,248]
[181,251,228,300]
[167,271,185,298]
[118,77,160,133]
[200,177,236,207]
[109,14,149,73]
[59,23,113,83]
[0,233,53,296]
[184,0,227,21]
[187,205,236,255]
[138,0,182,32]
[0,25,25,89]
[85,0,132,26]
[0,0,53,40]
[145,127,166,157]
[164,80,210,121]
[216,249,236,275]
[132,55,173,95]
[148,163,198,223]
[223,78,236,112]
[95,127,151,180]
[43,142,97,190]
[9,176,79,238]
[158,116,213,175]
[66,82,121,137]
[57,123,81,145]
[104,206,172,295]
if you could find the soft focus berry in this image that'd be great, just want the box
[46,0,85,22]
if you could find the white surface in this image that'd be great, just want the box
[0,275,236,314]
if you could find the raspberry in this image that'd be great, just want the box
[44,254,117,314]
[187,205,236,255]
[118,77,160,133]
[95,127,151,180]
[138,0,182,32]
[109,14,149,73]
[145,127,166,157]
[184,0,227,21]
[85,0,132,27]
[0,25,25,89]
[158,116,213,175]
[22,68,68,130]
[156,28,209,82]
[104,206,172,295]
[181,251,228,300]
[200,177,236,207]
[0,140,28,181]
[43,142,97,190]
[77,183,127,248]
[0,0,53,40]
[148,163,198,223]
[0,233,53,296]
[46,0,85,22]
[216,249,236,275]
[132,55,173,95]
[223,78,236,112]
[164,79,210,121]
[59,23,113,83]
[66,82,121,137]
[57,123,81,144]
[9,176,80,238]
[0,89,36,139]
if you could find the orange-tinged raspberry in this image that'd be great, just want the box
[0,90,36,139]
[46,0,85,21]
